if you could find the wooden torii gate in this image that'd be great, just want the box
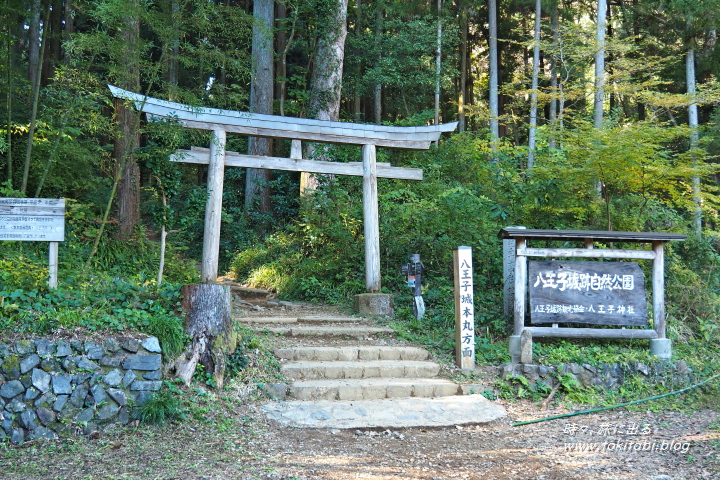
[110,86,457,310]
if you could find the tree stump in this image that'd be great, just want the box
[172,284,237,389]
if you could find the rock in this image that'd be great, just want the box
[107,388,127,406]
[53,395,69,412]
[73,373,91,386]
[143,370,162,380]
[499,362,514,379]
[103,369,123,387]
[28,426,57,440]
[2,417,13,434]
[24,387,40,401]
[36,407,56,426]
[522,364,538,375]
[6,399,26,413]
[76,358,99,371]
[91,385,107,405]
[75,407,95,423]
[135,391,152,406]
[35,339,54,356]
[69,383,89,408]
[61,357,77,373]
[0,343,10,357]
[34,391,55,408]
[19,354,41,374]
[130,380,162,391]
[10,428,25,444]
[676,360,688,373]
[0,380,25,399]
[121,339,140,353]
[123,354,162,371]
[2,355,21,380]
[57,406,80,422]
[18,409,37,429]
[141,337,162,353]
[637,362,649,376]
[40,358,59,372]
[32,368,51,392]
[70,340,84,353]
[122,370,136,387]
[99,354,124,367]
[85,342,105,361]
[103,338,121,353]
[90,372,103,387]
[15,340,35,356]
[20,375,32,389]
[97,403,120,421]
[118,406,130,424]
[55,342,72,357]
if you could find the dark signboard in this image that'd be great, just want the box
[529,260,647,327]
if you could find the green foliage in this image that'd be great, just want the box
[139,386,186,425]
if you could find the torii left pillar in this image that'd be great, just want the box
[201,129,227,283]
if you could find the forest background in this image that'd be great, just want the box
[1,0,720,394]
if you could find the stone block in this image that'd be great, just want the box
[107,389,127,406]
[18,409,38,430]
[103,338,121,353]
[141,337,162,353]
[75,408,95,423]
[264,383,287,400]
[121,339,140,353]
[353,293,394,317]
[122,370,136,387]
[34,391,55,408]
[15,340,35,356]
[70,340,83,353]
[0,343,10,357]
[2,355,21,380]
[0,380,25,399]
[85,342,105,361]
[35,339,54,356]
[55,342,72,357]
[40,358,59,372]
[53,395,69,412]
[143,370,162,380]
[97,403,120,422]
[20,375,32,388]
[24,387,40,401]
[10,428,25,444]
[103,369,123,387]
[6,399,26,413]
[130,380,162,391]
[36,407,56,426]
[28,426,57,440]
[90,385,107,405]
[123,354,162,371]
[76,358,99,371]
[99,354,124,367]
[32,368,51,392]
[135,390,152,406]
[69,383,89,408]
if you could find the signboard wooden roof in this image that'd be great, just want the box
[109,85,458,150]
[498,228,687,243]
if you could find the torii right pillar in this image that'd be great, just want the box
[354,144,394,317]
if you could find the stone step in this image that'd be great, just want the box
[275,346,429,362]
[235,315,365,325]
[289,378,460,401]
[282,360,441,380]
[246,325,394,337]
[261,396,507,429]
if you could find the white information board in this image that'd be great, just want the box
[0,198,65,242]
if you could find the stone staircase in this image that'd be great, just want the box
[234,310,506,429]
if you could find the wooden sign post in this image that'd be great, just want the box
[453,246,475,369]
[0,198,65,288]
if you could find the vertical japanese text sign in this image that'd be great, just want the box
[454,246,475,369]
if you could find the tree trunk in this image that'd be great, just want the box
[687,47,702,234]
[548,1,559,149]
[488,0,500,158]
[115,5,141,240]
[173,284,237,389]
[434,0,442,127]
[593,0,607,129]
[27,0,41,87]
[527,0,541,170]
[245,0,274,214]
[458,6,468,133]
[373,2,383,126]
[301,0,349,194]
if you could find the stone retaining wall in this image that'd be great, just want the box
[499,360,694,391]
[0,336,164,444]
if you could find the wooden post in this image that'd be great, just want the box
[362,144,381,293]
[290,139,302,159]
[513,237,527,336]
[201,129,226,283]
[652,241,665,338]
[503,226,525,315]
[48,241,58,289]
[454,246,475,369]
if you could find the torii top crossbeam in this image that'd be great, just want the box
[110,86,457,294]
[109,86,457,149]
